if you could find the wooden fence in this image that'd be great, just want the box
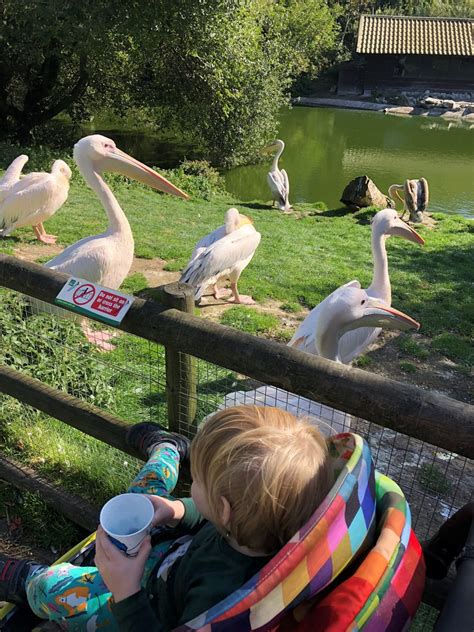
[0,254,473,609]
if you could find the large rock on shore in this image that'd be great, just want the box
[341,176,391,210]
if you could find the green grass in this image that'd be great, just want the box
[354,354,372,368]
[1,173,472,357]
[399,360,417,373]
[397,334,430,360]
[417,463,451,495]
[120,272,149,294]
[220,307,280,335]
[0,163,472,554]
[431,333,473,367]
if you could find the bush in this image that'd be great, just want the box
[0,143,225,199]
[0,141,78,178]
[163,160,225,200]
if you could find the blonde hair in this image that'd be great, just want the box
[190,405,331,553]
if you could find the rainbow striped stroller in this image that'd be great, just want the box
[0,433,425,631]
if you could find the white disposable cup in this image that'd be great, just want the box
[100,493,154,556]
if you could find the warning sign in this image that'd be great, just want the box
[73,284,95,305]
[55,278,134,325]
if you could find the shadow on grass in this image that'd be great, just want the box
[317,206,354,218]
[240,202,273,211]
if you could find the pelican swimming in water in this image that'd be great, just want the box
[43,134,189,347]
[224,285,420,433]
[389,178,429,223]
[289,208,424,363]
[265,139,291,212]
[0,155,71,243]
[180,208,261,304]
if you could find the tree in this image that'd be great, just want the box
[0,0,339,166]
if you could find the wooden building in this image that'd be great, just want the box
[338,15,474,95]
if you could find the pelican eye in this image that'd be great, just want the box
[361,300,366,305]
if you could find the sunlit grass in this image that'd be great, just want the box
[0,172,472,554]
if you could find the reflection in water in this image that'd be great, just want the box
[225,107,474,218]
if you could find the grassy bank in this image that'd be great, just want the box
[0,158,472,556]
[1,167,472,354]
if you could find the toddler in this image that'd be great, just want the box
[0,406,331,631]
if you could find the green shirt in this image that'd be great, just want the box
[111,498,270,631]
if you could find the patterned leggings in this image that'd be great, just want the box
[25,444,180,631]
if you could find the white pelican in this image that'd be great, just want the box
[0,154,29,192]
[0,157,71,243]
[44,134,189,347]
[224,285,420,433]
[289,208,424,363]
[265,139,291,212]
[389,178,429,223]
[180,208,261,304]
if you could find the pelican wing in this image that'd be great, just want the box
[419,177,429,212]
[267,171,288,207]
[189,224,226,262]
[288,303,322,354]
[46,235,112,284]
[337,326,382,365]
[0,173,58,231]
[181,225,261,298]
[281,168,289,200]
[0,155,28,197]
[289,280,361,354]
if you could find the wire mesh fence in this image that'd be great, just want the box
[0,285,472,550]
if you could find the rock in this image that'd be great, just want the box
[340,176,391,210]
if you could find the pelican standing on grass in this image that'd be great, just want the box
[180,208,261,304]
[44,134,189,347]
[388,178,429,223]
[0,155,71,243]
[289,208,424,363]
[265,139,291,212]
[224,285,420,433]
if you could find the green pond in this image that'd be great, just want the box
[75,106,473,218]
[225,107,474,219]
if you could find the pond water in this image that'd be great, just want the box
[76,107,473,218]
[225,107,474,218]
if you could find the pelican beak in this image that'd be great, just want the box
[102,148,190,200]
[389,219,425,245]
[354,298,420,332]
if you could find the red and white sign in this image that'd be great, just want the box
[55,278,134,325]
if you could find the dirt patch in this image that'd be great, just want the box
[13,243,62,263]
[361,331,473,404]
[11,244,471,403]
[129,257,179,288]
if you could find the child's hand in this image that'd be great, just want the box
[149,496,185,527]
[95,526,151,603]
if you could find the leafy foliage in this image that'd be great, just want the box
[0,290,114,407]
[0,1,339,166]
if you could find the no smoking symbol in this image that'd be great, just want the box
[73,284,95,305]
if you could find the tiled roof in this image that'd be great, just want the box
[357,15,474,56]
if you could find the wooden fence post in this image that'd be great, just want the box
[160,282,197,436]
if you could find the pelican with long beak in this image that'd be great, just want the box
[290,208,424,363]
[264,139,291,212]
[389,178,429,223]
[44,134,189,346]
[180,208,261,304]
[224,285,419,433]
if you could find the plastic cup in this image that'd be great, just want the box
[99,493,154,556]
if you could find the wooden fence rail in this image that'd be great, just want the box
[1,254,473,458]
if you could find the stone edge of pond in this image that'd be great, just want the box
[293,97,474,123]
